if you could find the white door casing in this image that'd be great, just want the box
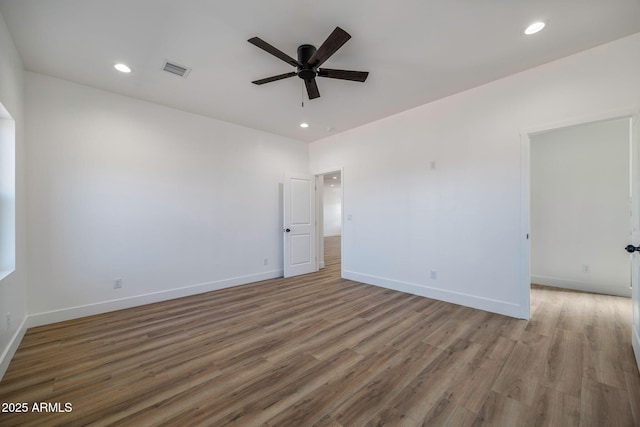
[630,113,640,372]
[283,172,317,278]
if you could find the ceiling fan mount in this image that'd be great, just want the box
[296,44,318,80]
[248,27,369,100]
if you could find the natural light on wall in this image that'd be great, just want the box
[0,101,16,280]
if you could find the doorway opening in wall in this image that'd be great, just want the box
[316,170,342,272]
[0,101,16,281]
[528,116,633,298]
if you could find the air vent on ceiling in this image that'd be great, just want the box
[161,60,191,78]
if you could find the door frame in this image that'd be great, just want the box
[520,107,638,321]
[631,110,640,373]
[314,167,344,273]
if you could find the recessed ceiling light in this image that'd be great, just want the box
[332,176,337,180]
[524,21,545,35]
[300,123,309,128]
[114,63,132,73]
[330,184,335,187]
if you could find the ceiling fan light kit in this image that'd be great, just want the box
[248,26,369,100]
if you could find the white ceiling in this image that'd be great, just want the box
[1,0,639,142]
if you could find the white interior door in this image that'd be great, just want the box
[630,114,640,372]
[283,172,316,278]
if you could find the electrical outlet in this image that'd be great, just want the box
[264,258,269,266]
[430,270,438,280]
[6,312,11,330]
[113,278,123,289]
[581,264,590,274]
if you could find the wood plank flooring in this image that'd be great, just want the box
[1,236,639,426]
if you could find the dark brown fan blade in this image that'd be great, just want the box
[317,68,369,82]
[308,27,351,68]
[252,72,297,85]
[305,78,320,99]
[248,37,301,67]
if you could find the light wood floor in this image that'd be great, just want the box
[1,236,639,426]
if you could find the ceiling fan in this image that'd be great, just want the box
[248,27,369,100]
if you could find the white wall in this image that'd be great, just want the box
[323,182,341,237]
[310,33,640,319]
[0,9,27,379]
[531,118,631,297]
[26,72,308,325]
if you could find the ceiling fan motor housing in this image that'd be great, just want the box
[297,44,317,80]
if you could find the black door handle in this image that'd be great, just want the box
[625,245,640,253]
[284,228,291,233]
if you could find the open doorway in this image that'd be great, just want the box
[316,170,342,270]
[529,117,632,297]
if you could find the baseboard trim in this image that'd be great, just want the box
[343,270,526,319]
[531,275,631,297]
[28,270,284,328]
[0,316,28,381]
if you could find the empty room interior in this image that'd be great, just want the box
[1,1,640,425]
